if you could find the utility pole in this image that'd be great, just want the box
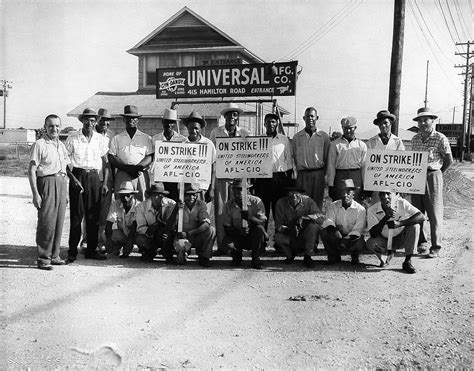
[0,80,13,129]
[467,65,473,160]
[388,0,405,136]
[455,41,473,162]
[424,60,429,108]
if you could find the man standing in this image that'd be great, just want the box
[65,108,109,262]
[104,180,139,258]
[291,107,330,209]
[254,112,294,230]
[151,108,186,200]
[320,179,366,265]
[366,191,424,273]
[28,114,69,270]
[327,117,367,201]
[411,107,453,258]
[135,183,177,263]
[210,103,251,254]
[173,183,216,267]
[274,179,326,268]
[367,110,405,150]
[108,105,153,201]
[222,179,267,269]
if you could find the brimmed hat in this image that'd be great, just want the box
[341,116,357,128]
[339,178,358,191]
[78,108,100,122]
[162,108,179,122]
[98,108,115,122]
[413,107,438,121]
[182,111,207,128]
[284,179,305,193]
[120,105,141,118]
[373,110,396,125]
[148,182,170,195]
[264,112,280,122]
[231,178,253,189]
[220,102,243,116]
[116,180,138,194]
[184,183,201,194]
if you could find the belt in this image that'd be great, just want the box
[336,168,360,171]
[299,168,324,172]
[74,167,98,173]
[427,168,440,172]
[39,172,66,178]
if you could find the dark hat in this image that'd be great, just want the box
[182,111,207,128]
[184,183,201,194]
[231,178,253,189]
[120,105,141,118]
[413,107,438,121]
[78,108,100,122]
[341,116,357,128]
[284,178,305,193]
[264,112,280,122]
[116,180,138,194]
[98,108,115,121]
[148,182,170,195]
[338,178,358,191]
[373,110,396,125]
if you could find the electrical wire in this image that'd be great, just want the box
[453,0,472,40]
[445,0,462,42]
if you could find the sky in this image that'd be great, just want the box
[1,0,473,135]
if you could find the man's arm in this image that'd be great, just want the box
[326,142,337,187]
[28,161,41,209]
[441,153,453,173]
[388,211,424,229]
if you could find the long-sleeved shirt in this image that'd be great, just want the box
[322,199,366,237]
[135,197,176,235]
[222,195,266,231]
[270,133,294,173]
[274,194,323,230]
[327,136,367,186]
[291,128,330,171]
[106,198,139,236]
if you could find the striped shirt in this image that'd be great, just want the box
[411,130,452,170]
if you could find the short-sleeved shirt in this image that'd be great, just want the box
[106,198,138,236]
[182,199,211,232]
[30,137,70,177]
[411,130,452,170]
[209,125,251,146]
[184,136,216,190]
[327,136,367,186]
[136,197,176,235]
[322,199,366,237]
[109,129,153,165]
[65,130,109,171]
[270,134,294,173]
[367,196,420,238]
[292,128,330,171]
[222,195,266,231]
[367,134,405,151]
[274,194,322,230]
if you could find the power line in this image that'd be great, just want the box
[445,0,462,42]
[453,0,471,40]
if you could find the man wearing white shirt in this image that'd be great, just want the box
[367,110,405,151]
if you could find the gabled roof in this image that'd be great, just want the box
[127,6,264,63]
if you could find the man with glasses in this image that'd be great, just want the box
[108,105,153,201]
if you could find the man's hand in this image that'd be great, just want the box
[205,189,214,203]
[387,220,400,229]
[383,207,395,219]
[101,183,109,196]
[277,225,289,234]
[177,200,185,209]
[177,231,187,239]
[340,236,350,248]
[334,230,343,240]
[33,194,42,210]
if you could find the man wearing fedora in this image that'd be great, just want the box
[29,114,70,270]
[291,107,330,209]
[135,182,177,263]
[151,108,186,201]
[108,105,153,202]
[327,116,367,202]
[274,179,326,268]
[182,111,216,202]
[320,179,366,265]
[222,179,267,269]
[172,183,216,267]
[367,110,405,151]
[104,180,139,258]
[366,191,424,273]
[65,108,110,262]
[210,102,252,255]
[410,107,452,258]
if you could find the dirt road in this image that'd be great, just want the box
[0,173,472,369]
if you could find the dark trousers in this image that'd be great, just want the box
[254,170,292,230]
[222,225,266,260]
[320,228,365,260]
[36,175,67,266]
[68,169,101,258]
[135,226,175,260]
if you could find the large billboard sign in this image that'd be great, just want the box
[156,61,298,99]
[363,149,428,194]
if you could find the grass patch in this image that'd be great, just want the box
[0,144,31,177]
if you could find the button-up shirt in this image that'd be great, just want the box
[209,125,251,146]
[270,133,294,173]
[222,195,266,230]
[182,199,211,232]
[327,136,367,186]
[65,130,109,171]
[367,196,420,238]
[367,134,405,151]
[106,198,139,237]
[109,129,153,165]
[411,130,452,171]
[292,128,330,171]
[184,136,216,190]
[274,194,322,230]
[323,199,366,237]
[30,137,70,177]
[152,131,186,144]
[136,197,176,235]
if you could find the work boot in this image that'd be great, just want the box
[303,255,315,268]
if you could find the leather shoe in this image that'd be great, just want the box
[251,259,263,270]
[402,261,416,274]
[326,256,341,265]
[85,251,107,260]
[303,255,315,268]
[65,257,76,264]
[351,254,360,265]
[283,256,295,264]
[198,257,212,268]
[426,249,440,259]
[38,264,53,271]
[51,259,66,265]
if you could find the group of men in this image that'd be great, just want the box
[29,102,452,273]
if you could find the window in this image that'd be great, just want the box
[145,56,158,87]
